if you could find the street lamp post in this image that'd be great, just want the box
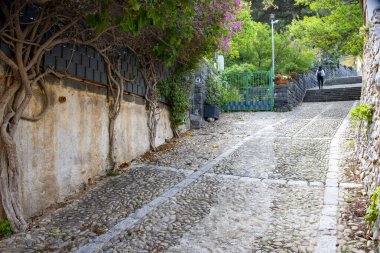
[270,14,279,77]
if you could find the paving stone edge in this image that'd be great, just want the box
[316,101,358,253]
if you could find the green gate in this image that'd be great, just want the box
[222,71,274,111]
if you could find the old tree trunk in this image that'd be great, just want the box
[0,1,129,232]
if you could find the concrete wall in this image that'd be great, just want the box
[2,74,172,218]
[355,8,380,196]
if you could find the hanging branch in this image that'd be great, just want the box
[104,50,125,170]
[140,57,161,151]
[0,0,133,232]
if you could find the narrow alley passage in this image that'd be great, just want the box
[0,101,359,253]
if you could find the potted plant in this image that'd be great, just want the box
[274,74,289,85]
[204,76,222,120]
[289,72,297,80]
[274,74,281,84]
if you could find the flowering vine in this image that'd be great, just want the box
[216,0,244,51]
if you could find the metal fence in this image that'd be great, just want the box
[222,71,274,111]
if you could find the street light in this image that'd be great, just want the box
[270,14,279,77]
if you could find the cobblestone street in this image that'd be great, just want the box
[0,101,362,253]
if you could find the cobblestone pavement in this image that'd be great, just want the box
[0,101,357,253]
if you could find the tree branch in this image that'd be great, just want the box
[0,50,17,70]
[2,33,41,47]
[26,15,82,71]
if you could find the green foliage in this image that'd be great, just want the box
[204,75,241,109]
[227,7,272,70]
[227,5,315,74]
[106,169,121,176]
[295,0,344,11]
[350,103,374,126]
[159,76,191,132]
[250,0,313,31]
[273,32,316,73]
[222,63,257,75]
[365,186,380,228]
[289,0,363,57]
[222,86,242,103]
[220,80,242,107]
[0,219,12,236]
[205,76,223,105]
[117,0,198,65]
[221,66,270,88]
[86,11,111,32]
[86,0,230,68]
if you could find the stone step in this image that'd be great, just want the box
[303,87,361,102]
[324,76,362,86]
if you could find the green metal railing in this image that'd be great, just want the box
[222,70,274,111]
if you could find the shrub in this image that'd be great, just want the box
[350,103,374,126]
[222,63,256,76]
[205,76,223,105]
[0,219,12,237]
[206,75,242,109]
[159,76,191,134]
[365,186,380,229]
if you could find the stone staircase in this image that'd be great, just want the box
[324,76,362,86]
[303,76,362,102]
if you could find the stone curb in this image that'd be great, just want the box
[316,102,358,253]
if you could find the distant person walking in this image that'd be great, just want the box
[316,66,325,89]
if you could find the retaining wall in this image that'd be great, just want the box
[0,72,173,218]
[355,8,380,196]
[274,80,306,111]
[190,62,217,128]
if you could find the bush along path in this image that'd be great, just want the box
[0,101,363,252]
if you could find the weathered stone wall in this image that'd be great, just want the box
[0,67,173,218]
[355,8,380,196]
[190,61,218,128]
[274,80,307,111]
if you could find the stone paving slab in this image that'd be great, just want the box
[0,167,186,252]
[0,101,357,253]
[138,112,281,171]
[80,177,360,253]
[318,102,356,119]
[296,119,343,138]
[273,138,330,181]
[274,119,311,137]
[98,177,323,253]
[93,101,353,253]
[214,138,330,182]
[286,102,334,120]
[100,176,221,253]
